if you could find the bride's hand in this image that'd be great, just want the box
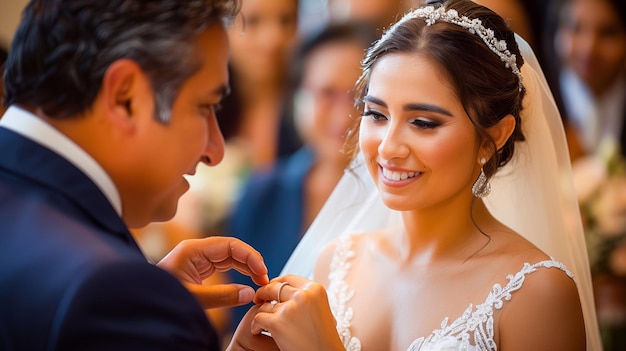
[227,304,280,351]
[249,275,346,351]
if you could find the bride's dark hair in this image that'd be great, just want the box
[344,0,526,179]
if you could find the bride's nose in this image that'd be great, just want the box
[377,121,410,159]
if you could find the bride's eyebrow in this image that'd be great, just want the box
[403,103,453,117]
[363,95,453,117]
[363,95,386,107]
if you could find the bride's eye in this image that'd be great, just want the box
[411,118,440,129]
[363,109,387,122]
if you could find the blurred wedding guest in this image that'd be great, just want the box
[325,0,535,40]
[544,1,626,349]
[473,0,533,48]
[0,46,7,117]
[546,0,626,161]
[0,0,271,349]
[326,0,413,31]
[225,20,377,333]
[219,0,300,170]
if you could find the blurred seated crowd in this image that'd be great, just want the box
[1,0,624,349]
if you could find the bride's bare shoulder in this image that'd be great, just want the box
[497,258,585,350]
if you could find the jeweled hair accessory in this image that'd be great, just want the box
[407,5,523,91]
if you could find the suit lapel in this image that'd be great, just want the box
[0,128,139,249]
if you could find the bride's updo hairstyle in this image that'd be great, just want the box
[345,0,526,179]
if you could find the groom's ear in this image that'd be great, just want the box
[489,114,516,151]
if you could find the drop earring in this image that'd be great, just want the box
[472,157,491,198]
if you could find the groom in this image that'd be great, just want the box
[0,0,272,349]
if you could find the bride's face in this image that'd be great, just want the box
[359,53,482,211]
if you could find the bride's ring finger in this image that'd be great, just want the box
[259,300,278,314]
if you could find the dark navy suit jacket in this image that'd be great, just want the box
[0,127,219,350]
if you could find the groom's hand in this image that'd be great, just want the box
[183,282,263,309]
[157,236,269,309]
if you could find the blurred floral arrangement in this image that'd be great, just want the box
[575,141,626,272]
[572,139,626,347]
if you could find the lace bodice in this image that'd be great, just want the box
[327,235,574,351]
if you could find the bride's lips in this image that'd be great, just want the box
[379,165,422,187]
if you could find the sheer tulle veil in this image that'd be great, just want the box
[280,35,602,349]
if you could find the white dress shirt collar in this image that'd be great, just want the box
[0,106,122,216]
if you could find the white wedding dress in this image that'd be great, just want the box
[326,235,574,351]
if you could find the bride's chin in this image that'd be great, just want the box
[379,196,415,212]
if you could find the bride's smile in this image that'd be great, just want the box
[380,166,421,182]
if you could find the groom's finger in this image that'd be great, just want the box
[184,282,255,309]
[193,237,270,286]
[159,237,270,286]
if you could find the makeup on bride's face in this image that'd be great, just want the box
[358,53,480,211]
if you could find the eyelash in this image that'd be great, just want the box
[411,119,440,129]
[363,110,441,129]
[363,110,386,122]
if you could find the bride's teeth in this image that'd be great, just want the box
[383,168,417,180]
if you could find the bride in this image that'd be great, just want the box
[228,0,602,350]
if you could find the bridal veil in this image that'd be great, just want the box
[281,35,602,350]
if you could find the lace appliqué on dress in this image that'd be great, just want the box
[327,235,361,351]
[326,235,575,351]
[407,260,573,351]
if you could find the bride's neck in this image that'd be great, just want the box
[394,200,494,264]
